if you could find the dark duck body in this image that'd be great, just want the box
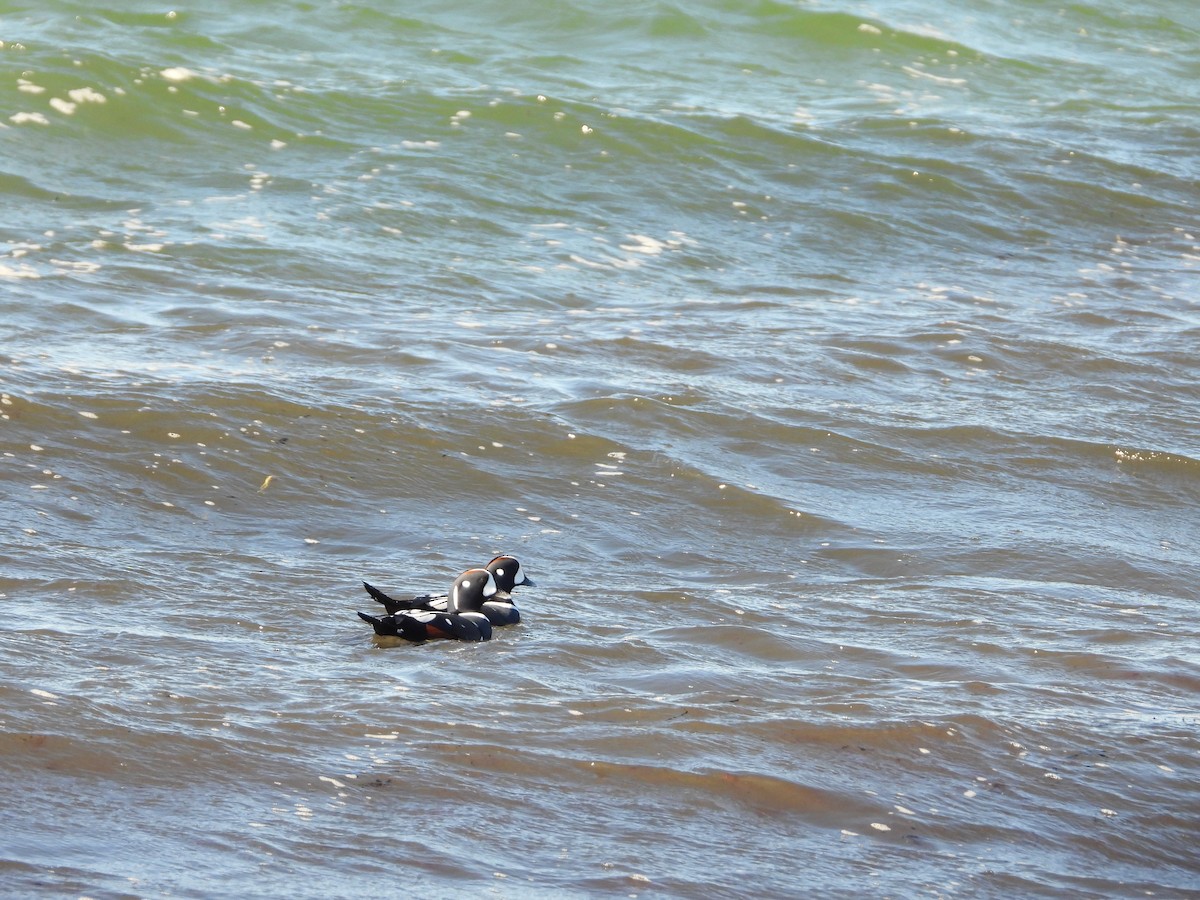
[357,568,496,643]
[362,555,532,626]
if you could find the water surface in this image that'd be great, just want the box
[2,0,1199,896]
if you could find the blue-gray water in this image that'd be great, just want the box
[2,1,1199,896]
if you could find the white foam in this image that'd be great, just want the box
[10,112,49,126]
[50,98,78,115]
[68,87,106,104]
[567,253,607,270]
[620,234,665,255]
[161,67,195,82]
[901,65,967,86]
[0,262,41,279]
[50,259,101,273]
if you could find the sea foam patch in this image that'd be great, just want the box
[10,111,49,125]
[68,87,107,104]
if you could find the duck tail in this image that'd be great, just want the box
[357,611,398,637]
[362,580,399,610]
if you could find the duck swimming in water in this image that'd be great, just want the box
[362,555,532,626]
[357,568,496,643]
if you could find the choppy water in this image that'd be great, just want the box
[3,0,1199,896]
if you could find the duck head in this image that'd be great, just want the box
[449,568,498,613]
[486,555,534,592]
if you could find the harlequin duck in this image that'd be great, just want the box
[357,568,495,643]
[362,555,533,626]
[476,555,532,626]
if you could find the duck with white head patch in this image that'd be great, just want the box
[357,568,496,642]
[362,555,533,626]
